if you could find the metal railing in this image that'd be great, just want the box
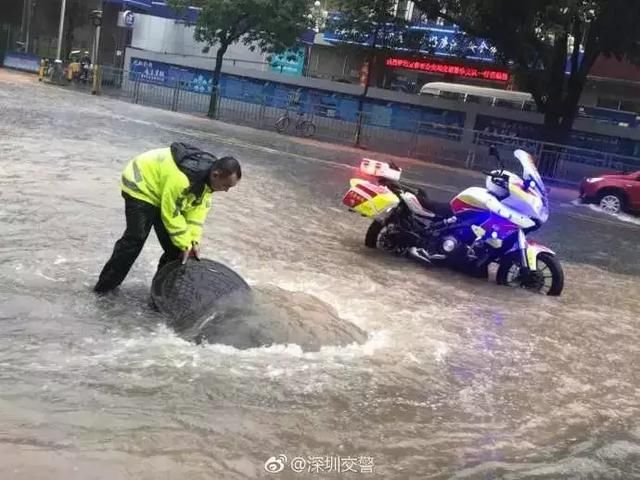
[88,66,640,185]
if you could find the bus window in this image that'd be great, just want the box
[440,91,464,101]
[465,94,484,104]
[495,98,525,110]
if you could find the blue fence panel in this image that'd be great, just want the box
[127,57,639,157]
[3,52,41,72]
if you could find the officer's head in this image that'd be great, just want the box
[209,156,241,192]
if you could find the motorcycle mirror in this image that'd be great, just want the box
[489,145,505,172]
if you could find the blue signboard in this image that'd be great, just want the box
[2,52,41,72]
[130,57,215,92]
[103,0,152,10]
[323,17,497,63]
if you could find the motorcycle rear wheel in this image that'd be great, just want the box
[496,252,564,296]
[364,221,383,248]
[365,221,404,254]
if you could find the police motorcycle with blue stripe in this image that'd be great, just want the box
[341,147,564,296]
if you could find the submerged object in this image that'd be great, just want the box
[151,259,367,351]
[150,258,252,340]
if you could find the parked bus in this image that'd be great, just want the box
[419,82,536,111]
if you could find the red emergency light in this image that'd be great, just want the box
[385,57,510,82]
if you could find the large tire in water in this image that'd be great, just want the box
[151,258,252,338]
[150,259,367,350]
[496,252,564,296]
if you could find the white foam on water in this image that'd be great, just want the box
[53,256,68,265]
[81,324,391,368]
[570,199,640,226]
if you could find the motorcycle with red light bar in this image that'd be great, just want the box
[341,148,564,296]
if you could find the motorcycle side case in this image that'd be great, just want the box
[342,179,400,218]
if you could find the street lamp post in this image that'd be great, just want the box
[56,0,67,61]
[309,0,328,33]
[303,1,328,77]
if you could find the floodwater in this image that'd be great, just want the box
[1,70,639,479]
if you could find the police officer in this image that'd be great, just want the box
[94,143,241,293]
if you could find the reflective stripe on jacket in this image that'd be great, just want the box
[120,147,212,250]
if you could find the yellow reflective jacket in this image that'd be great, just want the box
[120,145,214,251]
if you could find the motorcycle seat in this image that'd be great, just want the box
[417,193,453,217]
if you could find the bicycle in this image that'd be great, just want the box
[274,109,317,138]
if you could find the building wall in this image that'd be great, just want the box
[307,44,640,114]
[581,79,640,112]
[130,14,270,70]
[306,45,363,82]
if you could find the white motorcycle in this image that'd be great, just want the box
[342,147,564,296]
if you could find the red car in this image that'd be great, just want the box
[579,170,640,214]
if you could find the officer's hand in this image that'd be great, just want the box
[191,242,201,261]
[180,249,190,265]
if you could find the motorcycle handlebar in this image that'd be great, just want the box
[483,171,511,184]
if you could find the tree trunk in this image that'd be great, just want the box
[542,18,601,141]
[559,75,585,132]
[540,43,599,177]
[542,104,564,143]
[207,44,228,118]
[354,25,380,147]
[541,29,571,143]
[354,53,374,147]
[64,9,75,61]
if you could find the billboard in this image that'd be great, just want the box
[323,18,497,63]
[269,48,306,76]
[103,0,152,10]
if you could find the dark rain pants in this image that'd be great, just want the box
[93,192,183,293]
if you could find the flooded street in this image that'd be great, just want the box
[1,70,639,479]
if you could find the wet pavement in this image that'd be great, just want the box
[1,69,639,479]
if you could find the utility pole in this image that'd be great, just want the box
[90,9,103,94]
[21,0,28,34]
[20,0,32,52]
[56,0,67,61]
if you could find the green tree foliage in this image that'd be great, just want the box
[414,0,640,138]
[168,0,311,117]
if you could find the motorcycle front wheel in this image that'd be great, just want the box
[496,252,564,296]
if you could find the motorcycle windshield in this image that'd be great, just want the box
[514,149,549,220]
